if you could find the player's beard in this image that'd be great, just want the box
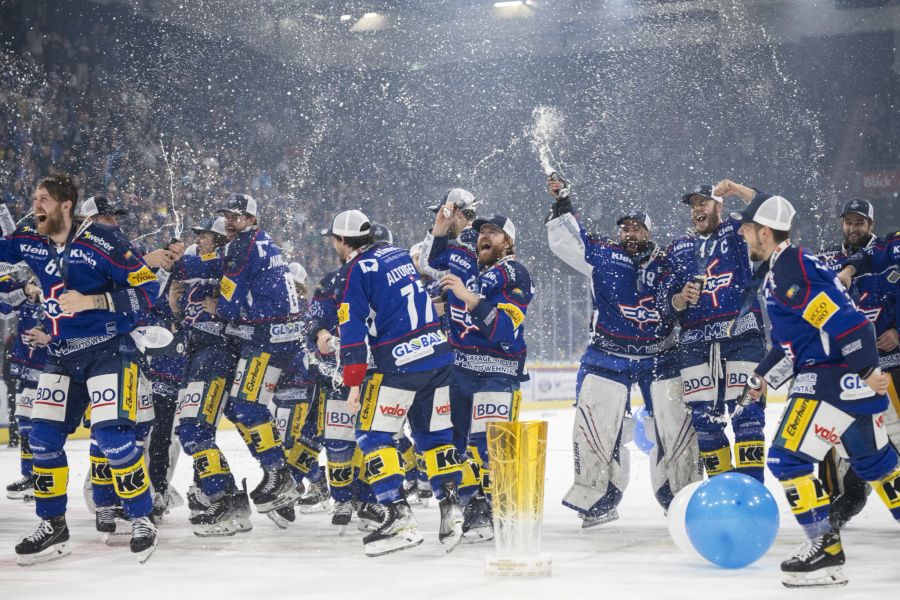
[843,231,870,251]
[478,243,505,268]
[37,206,66,238]
[693,210,720,235]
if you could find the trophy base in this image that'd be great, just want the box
[485,554,552,577]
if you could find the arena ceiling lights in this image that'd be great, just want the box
[494,0,536,18]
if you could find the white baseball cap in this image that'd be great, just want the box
[730,193,796,232]
[323,209,372,237]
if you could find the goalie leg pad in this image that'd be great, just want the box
[563,369,630,515]
[647,376,701,509]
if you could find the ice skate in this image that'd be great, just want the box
[416,478,433,507]
[191,493,244,536]
[152,487,185,521]
[187,484,210,519]
[251,466,302,513]
[96,506,130,543]
[296,477,330,513]
[332,501,353,535]
[438,483,464,552]
[7,474,34,501]
[581,507,619,529]
[402,478,421,505]
[15,515,71,566]
[131,516,158,564]
[357,502,386,531]
[362,500,423,557]
[461,493,494,544]
[781,530,848,588]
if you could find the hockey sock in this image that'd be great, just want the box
[193,447,235,499]
[780,473,832,539]
[734,440,765,483]
[241,421,285,471]
[420,444,464,500]
[360,445,404,504]
[700,445,733,477]
[18,419,33,477]
[90,443,118,508]
[872,467,900,521]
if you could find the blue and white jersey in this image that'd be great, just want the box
[178,251,227,346]
[661,217,762,345]
[818,235,899,370]
[454,255,533,381]
[756,242,886,414]
[547,209,674,359]
[306,268,342,380]
[338,242,452,386]
[420,226,480,346]
[0,279,48,373]
[0,222,159,354]
[176,227,302,344]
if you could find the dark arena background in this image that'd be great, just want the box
[1,0,899,597]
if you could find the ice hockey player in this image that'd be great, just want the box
[170,216,252,535]
[329,209,466,556]
[545,177,701,527]
[660,184,766,482]
[816,198,898,529]
[727,180,900,587]
[437,212,533,541]
[2,274,49,501]
[1,174,161,564]
[174,194,304,518]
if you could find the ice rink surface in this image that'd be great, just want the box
[1,404,897,599]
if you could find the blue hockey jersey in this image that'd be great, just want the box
[818,235,900,370]
[547,209,675,358]
[661,216,762,344]
[176,227,302,348]
[756,242,886,414]
[179,252,228,346]
[338,242,452,386]
[0,278,48,370]
[0,222,159,351]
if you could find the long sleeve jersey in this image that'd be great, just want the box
[818,234,899,370]
[756,242,886,414]
[661,216,762,345]
[547,203,674,358]
[338,242,452,386]
[0,278,48,371]
[0,222,159,353]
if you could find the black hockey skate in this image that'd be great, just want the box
[461,493,494,544]
[416,479,434,506]
[131,516,158,564]
[250,466,302,513]
[7,474,35,501]
[781,530,848,588]
[15,515,71,566]
[191,489,253,537]
[362,500,423,557]
[332,501,353,535]
[357,502,386,532]
[296,477,329,513]
[438,483,464,551]
[187,484,210,519]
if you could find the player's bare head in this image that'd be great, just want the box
[34,173,77,236]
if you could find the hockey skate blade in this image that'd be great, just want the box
[782,567,848,588]
[136,539,158,565]
[7,490,35,501]
[442,522,465,554]
[338,524,347,537]
[102,531,132,546]
[461,526,494,545]
[266,511,291,530]
[192,522,240,537]
[16,541,72,566]
[364,531,425,557]
[254,488,302,514]
[581,508,619,529]
[297,500,330,514]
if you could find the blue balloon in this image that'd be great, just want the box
[632,406,654,454]
[685,473,780,569]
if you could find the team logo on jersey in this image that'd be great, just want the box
[857,292,882,324]
[618,297,660,329]
[701,258,733,308]
[449,304,479,339]
[42,282,74,335]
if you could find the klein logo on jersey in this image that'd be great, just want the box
[127,265,157,286]
[618,297,660,329]
[701,258,733,308]
[19,243,48,256]
[392,330,446,365]
[69,248,97,267]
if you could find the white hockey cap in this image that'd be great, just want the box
[730,192,796,232]
[323,209,372,237]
